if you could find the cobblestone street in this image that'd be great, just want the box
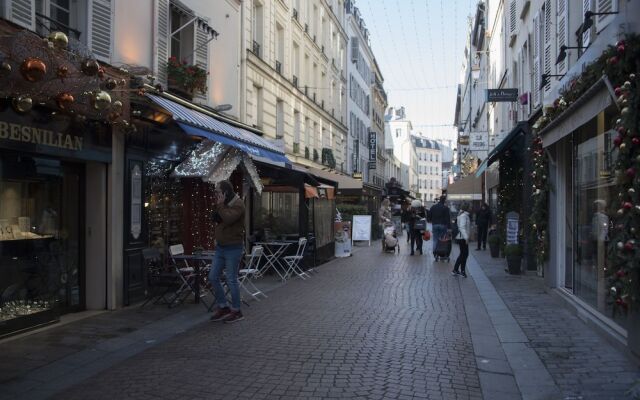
[1,239,639,400]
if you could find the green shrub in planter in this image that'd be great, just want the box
[488,234,501,258]
[504,243,522,274]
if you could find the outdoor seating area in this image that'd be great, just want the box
[140,237,315,311]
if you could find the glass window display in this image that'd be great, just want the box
[0,152,82,335]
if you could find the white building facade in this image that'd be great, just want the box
[413,137,442,205]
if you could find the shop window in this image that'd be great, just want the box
[252,189,299,240]
[0,153,83,334]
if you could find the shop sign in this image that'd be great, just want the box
[469,132,488,151]
[352,139,359,172]
[487,88,518,102]
[0,121,83,151]
[353,172,362,180]
[130,163,142,240]
[368,131,376,170]
[506,211,519,244]
[458,135,469,145]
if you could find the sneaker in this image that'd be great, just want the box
[224,310,244,323]
[451,271,459,276]
[461,272,467,278]
[210,307,231,322]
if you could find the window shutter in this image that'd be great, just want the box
[89,0,112,62]
[192,22,210,103]
[595,0,617,33]
[8,0,35,30]
[543,0,552,95]
[156,0,170,88]
[532,13,540,107]
[509,0,517,35]
[582,0,591,47]
[556,0,568,74]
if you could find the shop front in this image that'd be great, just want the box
[540,75,640,356]
[336,183,384,239]
[0,105,113,337]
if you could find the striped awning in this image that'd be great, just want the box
[146,94,290,167]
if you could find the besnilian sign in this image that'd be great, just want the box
[0,121,83,151]
[487,88,519,102]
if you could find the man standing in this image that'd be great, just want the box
[209,180,246,323]
[475,202,492,250]
[429,195,451,254]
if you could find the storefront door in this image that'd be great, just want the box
[0,152,84,336]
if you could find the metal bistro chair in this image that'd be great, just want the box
[168,244,212,309]
[140,247,177,308]
[238,246,267,301]
[283,238,309,280]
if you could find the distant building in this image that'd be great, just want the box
[413,136,442,205]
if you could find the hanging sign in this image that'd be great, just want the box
[506,211,519,245]
[368,131,377,170]
[352,139,359,173]
[487,88,519,102]
[470,132,488,151]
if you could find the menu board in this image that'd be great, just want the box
[352,215,372,246]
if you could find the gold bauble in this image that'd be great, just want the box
[48,31,69,49]
[0,61,11,76]
[12,96,33,113]
[112,100,123,113]
[104,78,117,90]
[92,91,111,110]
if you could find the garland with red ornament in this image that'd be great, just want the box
[533,35,639,315]
[528,132,549,268]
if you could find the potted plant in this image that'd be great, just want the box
[166,57,208,99]
[488,233,501,258]
[504,243,522,274]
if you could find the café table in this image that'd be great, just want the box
[254,241,293,281]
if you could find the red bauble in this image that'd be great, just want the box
[632,137,640,146]
[609,56,619,65]
[617,39,626,47]
[81,59,100,76]
[616,270,626,278]
[617,45,625,54]
[20,57,47,82]
[626,168,636,178]
[623,202,633,210]
[615,87,622,96]
[55,92,74,110]
[56,65,68,80]
[614,135,623,147]
[618,126,627,135]
[97,67,105,79]
[624,242,634,251]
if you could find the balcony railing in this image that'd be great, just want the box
[275,60,282,74]
[292,75,298,87]
[293,142,300,154]
[252,40,261,57]
[293,8,298,20]
[35,12,81,40]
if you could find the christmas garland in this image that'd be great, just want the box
[529,133,549,267]
[532,35,640,314]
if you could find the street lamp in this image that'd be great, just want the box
[581,10,619,34]
[540,73,566,90]
[556,45,586,64]
[213,104,233,112]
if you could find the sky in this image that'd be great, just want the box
[355,0,477,145]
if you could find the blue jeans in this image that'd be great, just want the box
[209,244,243,310]
[432,224,447,251]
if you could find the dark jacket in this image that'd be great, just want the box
[475,207,492,226]
[212,195,245,246]
[429,202,451,227]
[408,207,426,230]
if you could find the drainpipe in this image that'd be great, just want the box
[239,0,247,123]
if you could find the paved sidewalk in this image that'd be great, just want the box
[469,247,640,399]
[0,240,637,399]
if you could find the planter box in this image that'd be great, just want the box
[506,256,521,274]
[489,243,500,258]
[167,82,193,101]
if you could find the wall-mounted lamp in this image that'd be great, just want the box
[581,10,619,34]
[540,73,566,90]
[556,45,586,64]
[213,104,233,112]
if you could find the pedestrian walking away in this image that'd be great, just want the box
[452,203,471,277]
[408,200,426,255]
[475,202,492,250]
[429,195,452,254]
[209,180,246,323]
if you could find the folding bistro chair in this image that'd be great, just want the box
[283,238,310,280]
[238,246,267,301]
[139,247,176,308]
[168,244,212,309]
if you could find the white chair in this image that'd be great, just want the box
[238,246,267,301]
[168,244,211,308]
[283,238,309,280]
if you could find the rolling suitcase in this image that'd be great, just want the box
[433,232,452,262]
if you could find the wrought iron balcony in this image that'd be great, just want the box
[275,60,282,74]
[35,12,81,40]
[252,40,261,57]
[292,75,298,87]
[293,8,298,20]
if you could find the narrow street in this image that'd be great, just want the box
[2,239,637,400]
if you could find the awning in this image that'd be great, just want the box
[146,94,290,167]
[486,121,530,166]
[539,76,616,148]
[447,173,483,201]
[292,163,363,190]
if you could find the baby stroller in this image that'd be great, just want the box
[382,220,400,253]
[433,230,452,262]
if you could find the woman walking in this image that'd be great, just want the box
[452,203,471,278]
